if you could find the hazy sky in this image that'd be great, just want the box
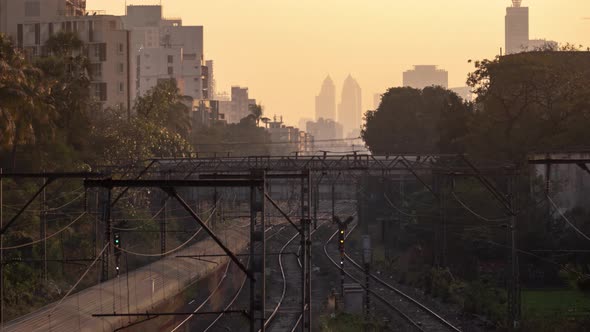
[88,0,590,126]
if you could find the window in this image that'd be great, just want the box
[93,44,100,58]
[24,1,40,17]
[184,53,197,61]
[117,63,124,74]
[118,82,124,94]
[34,23,40,45]
[88,21,94,42]
[167,55,173,63]
[118,43,124,54]
[17,24,23,48]
[168,67,173,75]
[90,63,102,79]
[98,43,107,61]
[109,21,117,30]
[94,83,107,101]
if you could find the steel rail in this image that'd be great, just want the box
[342,224,462,332]
[268,204,353,332]
[324,227,426,332]
[201,211,292,332]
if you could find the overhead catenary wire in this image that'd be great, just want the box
[193,137,363,146]
[48,243,108,319]
[383,193,433,218]
[451,191,510,222]
[547,195,590,242]
[119,202,220,257]
[112,195,222,231]
[0,212,88,250]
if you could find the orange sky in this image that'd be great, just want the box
[88,0,590,126]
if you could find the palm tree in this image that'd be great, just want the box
[248,104,263,127]
[0,34,51,168]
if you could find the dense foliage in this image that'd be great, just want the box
[361,50,590,330]
[0,32,271,321]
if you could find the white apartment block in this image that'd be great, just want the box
[137,47,184,97]
[0,0,131,111]
[124,5,207,103]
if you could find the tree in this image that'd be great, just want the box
[91,107,194,165]
[467,51,590,162]
[362,86,469,154]
[134,79,192,139]
[248,103,263,126]
[35,32,94,154]
[0,34,51,169]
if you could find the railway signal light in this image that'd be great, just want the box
[114,233,121,254]
[114,233,121,277]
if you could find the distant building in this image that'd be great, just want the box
[505,1,529,54]
[298,117,313,132]
[373,93,381,109]
[137,47,184,97]
[315,75,336,120]
[266,117,314,156]
[0,0,131,111]
[227,86,256,124]
[190,99,226,128]
[205,60,216,99]
[338,75,362,138]
[505,1,558,54]
[450,87,473,102]
[403,65,449,89]
[306,118,343,141]
[124,5,207,103]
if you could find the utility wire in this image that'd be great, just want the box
[547,195,590,242]
[383,193,433,218]
[0,212,88,250]
[451,191,510,222]
[193,137,363,146]
[119,202,220,257]
[48,243,108,318]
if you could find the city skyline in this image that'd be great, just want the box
[88,0,590,126]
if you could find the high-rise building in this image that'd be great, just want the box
[306,118,343,141]
[338,75,362,138]
[137,47,184,97]
[315,75,336,121]
[0,0,131,111]
[403,65,449,89]
[206,60,216,100]
[124,5,206,102]
[505,0,529,54]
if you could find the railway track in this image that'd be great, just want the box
[169,224,285,331]
[323,223,462,332]
[169,200,356,332]
[264,202,356,332]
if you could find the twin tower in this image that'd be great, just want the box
[315,75,362,138]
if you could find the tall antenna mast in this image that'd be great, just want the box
[512,0,522,7]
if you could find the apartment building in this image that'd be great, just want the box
[124,5,207,102]
[0,0,131,110]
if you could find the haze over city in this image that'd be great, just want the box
[3,0,590,331]
[88,0,590,125]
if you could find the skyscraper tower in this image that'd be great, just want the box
[505,0,529,54]
[315,76,336,120]
[338,75,362,138]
